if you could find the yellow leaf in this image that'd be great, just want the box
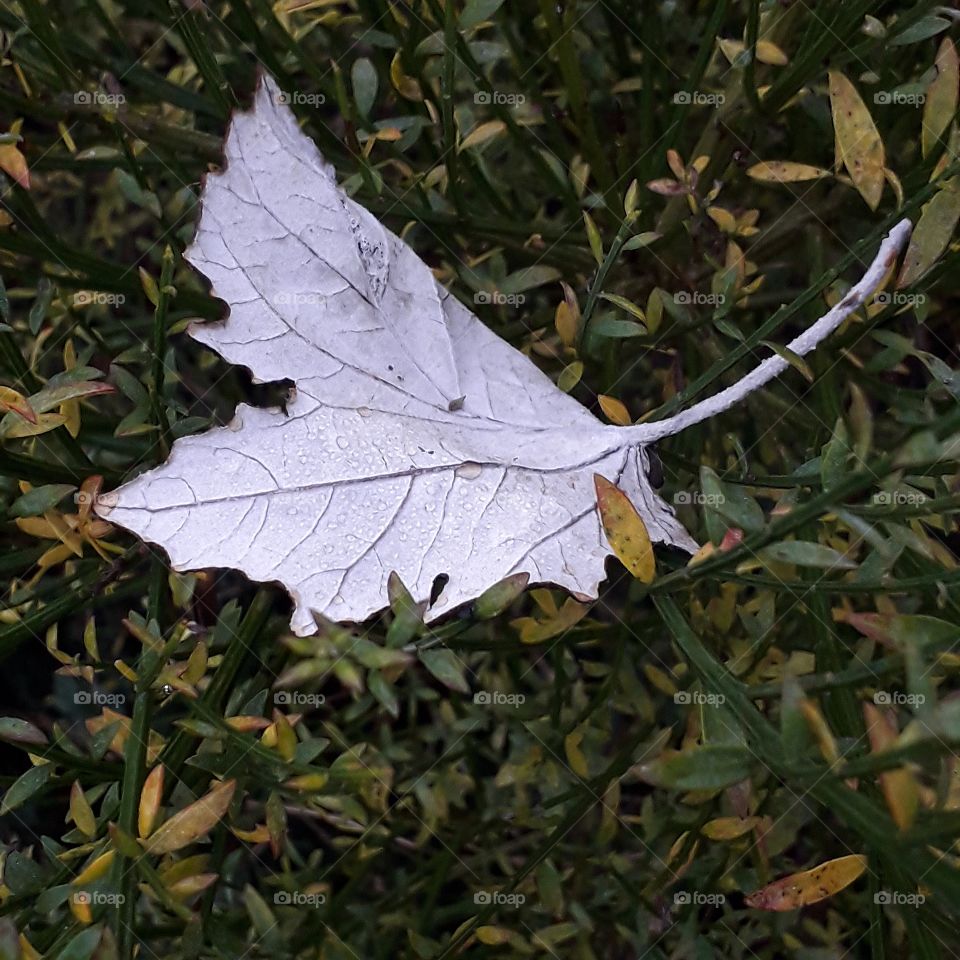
[69,781,97,838]
[756,40,788,66]
[829,71,885,210]
[5,411,66,438]
[19,933,41,960]
[232,823,272,843]
[598,394,631,426]
[69,891,93,924]
[284,772,329,791]
[564,729,589,778]
[897,181,960,287]
[390,52,422,101]
[702,816,761,840]
[0,142,30,189]
[476,926,513,945]
[555,300,579,348]
[138,765,165,838]
[157,854,210,885]
[144,779,235,855]
[799,699,839,765]
[923,38,959,158]
[594,475,655,582]
[745,854,867,910]
[863,703,919,830]
[459,120,506,152]
[583,211,603,265]
[167,873,218,898]
[273,712,297,761]
[182,641,208,685]
[72,850,115,886]
[557,360,583,393]
[747,161,831,183]
[707,205,738,233]
[139,267,160,307]
[0,385,37,422]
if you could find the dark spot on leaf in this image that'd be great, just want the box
[430,573,449,605]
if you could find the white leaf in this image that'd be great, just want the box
[96,74,913,635]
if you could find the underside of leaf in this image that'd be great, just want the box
[98,73,696,634]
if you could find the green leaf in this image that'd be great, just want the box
[589,316,646,338]
[640,745,753,790]
[700,466,765,534]
[758,541,857,570]
[897,182,960,287]
[8,483,76,518]
[58,926,104,960]
[28,277,53,335]
[351,58,378,117]
[890,15,951,46]
[1,763,53,815]
[0,716,48,746]
[418,648,469,693]
[460,0,506,30]
[499,265,561,295]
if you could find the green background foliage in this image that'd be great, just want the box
[1,1,960,957]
